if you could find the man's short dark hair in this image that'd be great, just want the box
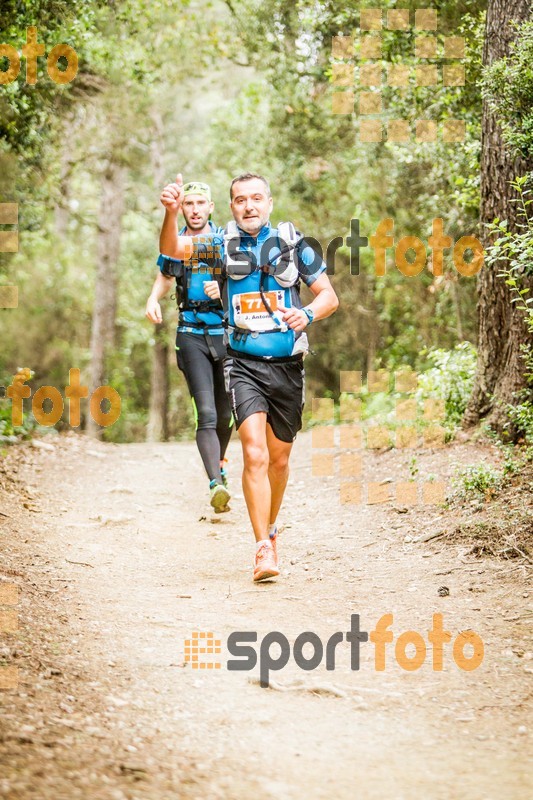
[230,173,271,200]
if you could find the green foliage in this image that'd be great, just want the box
[304,343,477,441]
[0,402,36,443]
[508,399,533,443]
[485,176,533,442]
[0,1,108,166]
[416,342,477,429]
[502,448,524,478]
[0,372,36,442]
[1,0,231,444]
[452,439,533,502]
[499,220,533,283]
[0,0,494,444]
[487,176,533,319]
[482,20,533,160]
[452,462,503,500]
[507,345,533,444]
[206,0,483,395]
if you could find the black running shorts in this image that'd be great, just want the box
[223,355,305,443]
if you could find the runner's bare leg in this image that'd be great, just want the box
[266,423,293,526]
[238,412,270,542]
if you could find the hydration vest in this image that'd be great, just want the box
[157,223,224,331]
[223,221,308,360]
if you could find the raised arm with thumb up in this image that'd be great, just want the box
[160,172,184,213]
[159,173,193,259]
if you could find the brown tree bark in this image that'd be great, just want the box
[463,0,533,439]
[86,158,126,438]
[54,112,82,238]
[146,108,170,442]
[54,131,73,237]
[146,322,169,442]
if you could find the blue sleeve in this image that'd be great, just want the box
[158,253,183,278]
[297,238,327,286]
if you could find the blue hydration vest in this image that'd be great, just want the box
[223,221,320,360]
[158,221,224,335]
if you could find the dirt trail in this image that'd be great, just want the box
[1,433,532,799]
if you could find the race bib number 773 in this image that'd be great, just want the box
[232,290,285,331]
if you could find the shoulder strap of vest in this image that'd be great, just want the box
[277,221,300,249]
[224,220,249,278]
[224,220,239,237]
[274,222,302,264]
[180,262,189,308]
[267,222,302,287]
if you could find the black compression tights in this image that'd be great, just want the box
[176,331,233,482]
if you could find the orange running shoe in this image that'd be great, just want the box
[253,541,279,582]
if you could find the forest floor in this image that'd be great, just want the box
[0,430,532,800]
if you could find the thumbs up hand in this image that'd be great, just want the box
[160,172,184,213]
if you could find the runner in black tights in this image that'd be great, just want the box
[145,180,233,512]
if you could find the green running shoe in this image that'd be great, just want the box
[209,481,231,513]
[220,459,229,489]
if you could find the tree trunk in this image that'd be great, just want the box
[54,115,76,237]
[147,323,169,441]
[450,278,464,341]
[146,108,170,442]
[463,0,533,439]
[86,159,126,438]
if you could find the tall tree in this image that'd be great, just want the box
[463,0,533,438]
[87,156,125,438]
[147,109,169,442]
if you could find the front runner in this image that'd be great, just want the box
[159,172,339,581]
[146,178,233,512]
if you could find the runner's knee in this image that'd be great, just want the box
[194,393,217,430]
[216,406,233,430]
[243,442,269,472]
[269,451,290,473]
